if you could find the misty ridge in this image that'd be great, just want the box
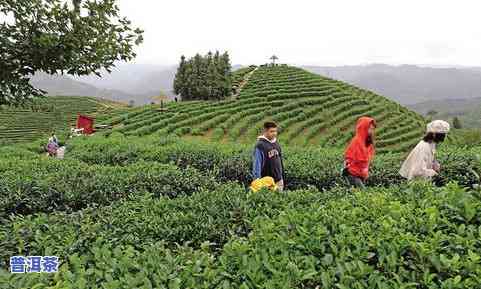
[302,64,481,105]
[31,63,481,125]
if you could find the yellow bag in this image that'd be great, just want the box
[250,177,278,192]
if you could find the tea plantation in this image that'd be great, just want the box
[102,65,425,153]
[0,65,480,288]
[0,133,480,288]
[0,96,126,145]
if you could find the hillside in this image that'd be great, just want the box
[34,63,481,108]
[103,65,426,152]
[5,67,481,289]
[0,96,126,145]
[304,64,481,105]
[409,97,481,128]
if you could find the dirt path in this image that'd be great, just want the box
[232,67,258,99]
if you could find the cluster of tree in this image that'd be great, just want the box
[1,0,143,105]
[174,51,232,101]
[453,116,462,129]
[428,111,463,129]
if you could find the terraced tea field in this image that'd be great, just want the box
[104,65,425,152]
[1,135,480,288]
[0,96,126,144]
[3,65,478,289]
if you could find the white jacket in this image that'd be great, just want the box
[399,141,437,180]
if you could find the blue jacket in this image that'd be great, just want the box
[252,136,283,182]
[252,147,264,179]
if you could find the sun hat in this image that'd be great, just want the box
[426,120,450,134]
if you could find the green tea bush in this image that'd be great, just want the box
[0,183,338,268]
[216,183,481,288]
[0,157,216,218]
[0,242,219,289]
[0,146,38,159]
[65,136,481,190]
[2,183,480,288]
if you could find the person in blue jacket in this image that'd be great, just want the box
[252,121,285,191]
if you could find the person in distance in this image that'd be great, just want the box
[46,133,59,157]
[399,120,450,181]
[252,121,285,191]
[343,117,377,188]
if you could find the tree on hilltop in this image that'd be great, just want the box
[173,55,188,99]
[173,51,232,101]
[270,55,279,66]
[453,117,462,129]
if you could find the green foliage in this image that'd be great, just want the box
[104,65,426,151]
[2,60,480,287]
[0,0,143,105]
[1,130,481,287]
[448,129,481,147]
[453,116,463,129]
[0,96,124,144]
[2,183,481,288]
[64,135,481,189]
[232,65,257,89]
[216,183,481,288]
[0,156,216,218]
[174,51,232,101]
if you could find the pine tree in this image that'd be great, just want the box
[213,51,223,99]
[206,52,219,100]
[192,54,204,99]
[173,55,187,98]
[184,59,194,100]
[214,51,221,66]
[219,52,232,98]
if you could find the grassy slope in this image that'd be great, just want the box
[0,96,126,145]
[409,97,481,128]
[104,65,426,152]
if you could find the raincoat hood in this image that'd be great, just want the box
[354,117,376,144]
[344,117,376,179]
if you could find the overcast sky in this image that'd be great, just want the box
[120,0,480,67]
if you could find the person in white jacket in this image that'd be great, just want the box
[399,120,450,181]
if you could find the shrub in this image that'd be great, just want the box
[0,157,216,218]
[3,183,481,288]
[0,183,338,267]
[65,136,481,190]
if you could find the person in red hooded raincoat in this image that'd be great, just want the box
[343,117,376,188]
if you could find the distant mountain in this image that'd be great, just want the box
[30,68,177,105]
[303,64,481,105]
[74,64,244,103]
[74,64,175,94]
[29,64,245,105]
[30,73,133,103]
[408,98,481,115]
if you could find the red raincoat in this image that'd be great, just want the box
[344,117,376,180]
